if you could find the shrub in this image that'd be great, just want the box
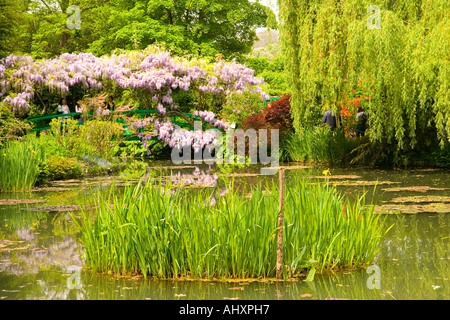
[0,104,30,148]
[281,126,365,164]
[49,118,123,160]
[243,94,293,135]
[78,120,124,160]
[46,154,82,180]
[221,92,265,128]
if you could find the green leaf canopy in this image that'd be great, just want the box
[278,0,450,149]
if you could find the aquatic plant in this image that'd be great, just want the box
[0,139,46,192]
[281,127,364,164]
[77,177,387,279]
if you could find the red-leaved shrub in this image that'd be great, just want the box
[243,94,292,135]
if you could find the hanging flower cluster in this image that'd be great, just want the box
[193,110,228,130]
[137,119,219,155]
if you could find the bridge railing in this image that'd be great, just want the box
[27,109,224,141]
[263,97,280,107]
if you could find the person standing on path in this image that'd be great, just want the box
[356,106,368,137]
[322,109,337,132]
[105,96,116,111]
[57,98,71,134]
[58,98,71,119]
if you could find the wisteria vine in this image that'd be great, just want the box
[0,50,270,153]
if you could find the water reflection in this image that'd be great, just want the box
[0,232,82,276]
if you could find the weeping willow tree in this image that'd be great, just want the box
[279,0,449,152]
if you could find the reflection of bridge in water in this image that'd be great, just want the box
[27,110,225,142]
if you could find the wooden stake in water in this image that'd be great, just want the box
[276,167,285,279]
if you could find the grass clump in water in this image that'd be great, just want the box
[77,178,388,279]
[0,139,46,192]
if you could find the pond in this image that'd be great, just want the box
[0,163,449,300]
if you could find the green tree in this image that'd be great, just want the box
[279,0,450,151]
[0,0,22,57]
[150,0,275,56]
[12,0,275,59]
[12,0,97,58]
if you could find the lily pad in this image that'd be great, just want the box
[151,166,197,170]
[51,179,83,184]
[219,173,261,177]
[314,180,400,186]
[30,187,74,192]
[382,186,450,192]
[375,203,450,214]
[384,196,450,203]
[307,175,362,180]
[270,166,311,170]
[0,240,30,252]
[21,204,97,213]
[0,199,46,205]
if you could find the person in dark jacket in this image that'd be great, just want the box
[105,96,115,111]
[356,106,368,137]
[322,109,337,132]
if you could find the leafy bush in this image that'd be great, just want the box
[0,104,30,148]
[243,94,293,135]
[78,120,124,159]
[49,118,89,158]
[281,126,364,164]
[221,92,265,128]
[240,55,287,96]
[49,118,124,160]
[113,140,148,158]
[46,154,82,180]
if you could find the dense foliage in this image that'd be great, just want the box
[0,139,46,191]
[243,94,292,135]
[4,0,276,59]
[279,0,450,153]
[240,55,287,97]
[0,0,20,57]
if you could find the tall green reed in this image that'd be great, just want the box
[0,139,46,192]
[77,177,388,279]
[282,127,363,164]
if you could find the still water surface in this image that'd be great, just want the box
[0,163,448,300]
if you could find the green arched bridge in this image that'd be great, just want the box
[27,97,279,141]
[27,109,225,141]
